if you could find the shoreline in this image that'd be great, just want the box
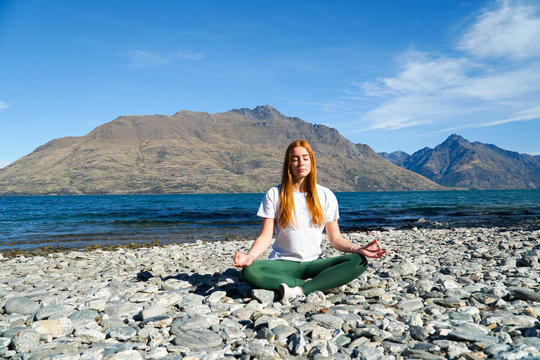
[1,216,539,258]
[1,226,539,358]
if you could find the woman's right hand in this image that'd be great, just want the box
[232,251,255,268]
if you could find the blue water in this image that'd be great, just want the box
[1,190,539,250]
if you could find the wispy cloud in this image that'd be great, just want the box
[0,101,9,110]
[476,106,540,127]
[123,49,203,69]
[343,1,540,134]
[0,160,10,169]
[458,0,540,60]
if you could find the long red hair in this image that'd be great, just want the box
[279,140,324,228]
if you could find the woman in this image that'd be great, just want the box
[233,139,386,304]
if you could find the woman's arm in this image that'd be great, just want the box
[232,217,274,267]
[326,220,387,258]
[325,220,358,252]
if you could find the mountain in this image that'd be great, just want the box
[0,105,444,195]
[378,150,410,167]
[400,134,540,189]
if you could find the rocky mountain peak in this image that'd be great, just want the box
[231,105,284,121]
[400,134,540,189]
[440,134,468,148]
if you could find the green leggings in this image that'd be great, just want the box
[241,253,368,295]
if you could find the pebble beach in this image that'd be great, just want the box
[1,225,540,359]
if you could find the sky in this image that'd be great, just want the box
[1,0,540,169]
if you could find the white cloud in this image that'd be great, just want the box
[454,64,540,100]
[362,53,468,97]
[124,49,203,69]
[0,101,9,110]
[458,1,540,60]
[476,105,540,127]
[0,160,10,169]
[350,1,540,133]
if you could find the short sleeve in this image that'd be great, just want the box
[257,186,279,219]
[321,186,339,223]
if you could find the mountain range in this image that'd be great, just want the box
[0,105,444,195]
[379,134,540,189]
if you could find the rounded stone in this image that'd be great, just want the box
[409,325,430,341]
[35,305,71,320]
[68,309,99,327]
[109,349,144,360]
[310,314,345,330]
[4,297,40,315]
[172,329,222,349]
[31,318,74,340]
[108,326,137,341]
[170,315,219,334]
[11,329,40,353]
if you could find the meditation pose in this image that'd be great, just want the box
[233,139,387,303]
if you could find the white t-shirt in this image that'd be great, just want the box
[257,184,339,261]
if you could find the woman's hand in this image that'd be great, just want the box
[355,239,388,258]
[232,251,255,268]
[232,218,274,268]
[326,221,388,258]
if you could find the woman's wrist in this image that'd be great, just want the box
[247,253,256,260]
[348,245,359,253]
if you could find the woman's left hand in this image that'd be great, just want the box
[355,239,388,258]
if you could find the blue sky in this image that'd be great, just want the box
[1,0,540,169]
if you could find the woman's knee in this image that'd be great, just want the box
[349,253,369,270]
[240,262,259,283]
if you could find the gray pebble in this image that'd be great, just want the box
[4,297,40,315]
[11,329,40,353]
[172,329,222,349]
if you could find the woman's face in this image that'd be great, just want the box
[290,146,311,181]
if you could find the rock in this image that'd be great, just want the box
[4,297,40,315]
[398,298,424,312]
[389,260,418,278]
[433,297,467,308]
[105,302,143,319]
[170,315,219,334]
[402,348,446,360]
[172,329,222,349]
[146,347,169,359]
[205,290,227,303]
[310,313,345,329]
[139,315,173,328]
[75,328,106,343]
[358,287,386,298]
[109,349,144,360]
[508,287,540,302]
[447,323,498,343]
[31,318,74,341]
[288,331,307,355]
[108,326,137,341]
[140,304,167,320]
[251,289,275,304]
[242,338,279,358]
[410,325,430,341]
[11,329,40,353]
[35,305,71,320]
[68,310,99,328]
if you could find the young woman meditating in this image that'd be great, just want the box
[232,139,387,304]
